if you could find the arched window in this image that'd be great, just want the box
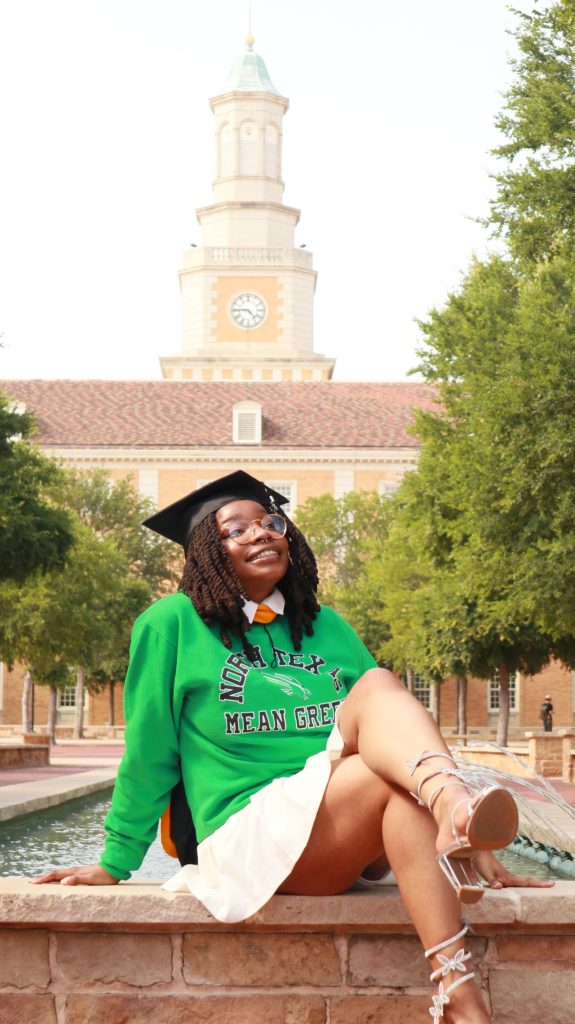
[264,123,278,177]
[239,121,258,175]
[219,123,234,178]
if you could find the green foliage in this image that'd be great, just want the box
[490,1,575,264]
[296,491,394,656]
[0,393,74,581]
[0,470,179,691]
[394,251,575,701]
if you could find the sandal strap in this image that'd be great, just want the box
[449,794,474,844]
[424,778,463,813]
[405,750,457,777]
[429,947,472,982]
[410,772,463,810]
[425,922,469,958]
[426,925,475,1024]
[429,974,475,1024]
[446,970,475,995]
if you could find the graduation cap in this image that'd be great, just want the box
[142,470,289,549]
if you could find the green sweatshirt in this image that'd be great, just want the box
[100,592,376,880]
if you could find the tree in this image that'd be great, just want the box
[296,491,394,656]
[0,470,178,737]
[0,392,74,582]
[409,254,575,743]
[351,2,575,742]
[489,2,575,266]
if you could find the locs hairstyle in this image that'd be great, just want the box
[179,511,320,652]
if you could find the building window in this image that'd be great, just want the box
[378,480,399,498]
[266,480,295,515]
[264,122,278,177]
[239,120,258,175]
[413,673,431,709]
[488,671,518,713]
[232,401,262,444]
[58,686,76,709]
[138,468,159,506]
[219,123,234,178]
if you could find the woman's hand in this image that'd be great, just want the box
[29,865,120,886]
[473,849,555,890]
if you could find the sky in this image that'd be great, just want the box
[0,0,531,383]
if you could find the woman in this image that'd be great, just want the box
[33,471,552,1024]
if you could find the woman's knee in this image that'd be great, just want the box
[339,667,404,748]
[356,666,404,695]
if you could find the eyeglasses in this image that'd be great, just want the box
[220,513,287,545]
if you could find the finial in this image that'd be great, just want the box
[246,0,254,49]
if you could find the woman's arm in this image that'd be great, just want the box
[31,613,183,884]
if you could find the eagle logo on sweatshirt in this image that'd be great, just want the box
[262,672,312,701]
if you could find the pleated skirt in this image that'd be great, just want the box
[162,722,345,923]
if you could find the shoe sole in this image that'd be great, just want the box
[450,785,519,856]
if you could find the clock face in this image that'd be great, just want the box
[229,292,267,329]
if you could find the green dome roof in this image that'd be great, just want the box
[222,40,280,95]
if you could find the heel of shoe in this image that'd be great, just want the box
[436,850,485,904]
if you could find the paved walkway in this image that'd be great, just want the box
[0,740,123,821]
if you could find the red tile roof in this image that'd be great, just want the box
[0,380,438,450]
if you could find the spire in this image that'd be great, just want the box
[220,37,281,95]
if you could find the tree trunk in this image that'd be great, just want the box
[47,686,58,744]
[21,670,33,733]
[73,666,85,740]
[405,667,415,695]
[108,682,115,727]
[496,663,510,747]
[456,677,468,736]
[429,682,441,726]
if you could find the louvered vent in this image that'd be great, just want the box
[233,402,262,443]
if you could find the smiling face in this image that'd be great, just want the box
[216,498,290,603]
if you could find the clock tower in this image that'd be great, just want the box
[160,38,334,382]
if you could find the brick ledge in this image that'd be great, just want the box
[2,877,574,931]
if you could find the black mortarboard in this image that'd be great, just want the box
[142,470,289,549]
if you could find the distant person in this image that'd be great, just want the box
[540,694,554,732]
[32,472,553,1024]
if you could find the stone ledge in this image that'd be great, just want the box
[0,770,116,822]
[2,877,574,931]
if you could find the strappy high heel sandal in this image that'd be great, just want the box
[408,750,519,903]
[425,922,475,1024]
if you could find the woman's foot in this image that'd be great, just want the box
[432,781,476,857]
[442,978,491,1024]
[432,781,518,858]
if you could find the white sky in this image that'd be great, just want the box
[0,0,529,383]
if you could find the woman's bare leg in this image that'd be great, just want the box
[278,754,490,1023]
[338,668,489,854]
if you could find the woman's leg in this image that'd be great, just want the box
[337,668,500,855]
[278,754,490,1023]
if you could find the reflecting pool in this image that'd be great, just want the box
[0,792,172,879]
[0,792,563,882]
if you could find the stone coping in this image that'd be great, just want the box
[0,769,116,821]
[2,877,574,931]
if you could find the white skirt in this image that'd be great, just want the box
[162,722,345,922]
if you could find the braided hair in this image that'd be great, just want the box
[179,510,320,652]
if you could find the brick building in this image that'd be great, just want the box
[1,39,572,737]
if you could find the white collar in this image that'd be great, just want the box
[242,587,285,624]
